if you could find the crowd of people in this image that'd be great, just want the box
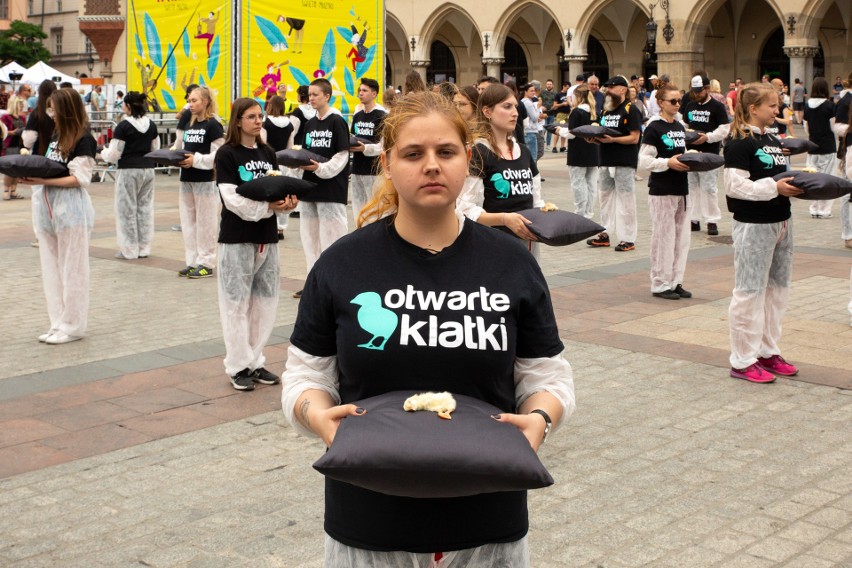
[0,64,851,563]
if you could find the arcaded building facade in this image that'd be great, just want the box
[385,0,851,91]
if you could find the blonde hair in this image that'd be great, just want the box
[730,82,777,139]
[190,86,216,125]
[357,91,472,227]
[709,79,722,94]
[572,84,596,120]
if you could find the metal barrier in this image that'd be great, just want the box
[89,112,182,181]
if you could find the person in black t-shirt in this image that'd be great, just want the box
[216,98,298,391]
[556,84,601,219]
[172,87,226,278]
[683,74,731,236]
[842,98,852,248]
[639,85,693,301]
[17,89,97,344]
[458,83,542,258]
[589,75,643,252]
[723,83,803,384]
[101,92,160,260]
[281,91,574,566]
[803,77,838,219]
[288,85,315,147]
[349,77,386,224]
[260,95,296,239]
[295,78,350,287]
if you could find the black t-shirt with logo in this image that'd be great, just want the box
[179,118,224,183]
[291,217,563,552]
[566,107,600,168]
[804,100,837,155]
[290,106,311,147]
[642,119,688,196]
[835,92,851,125]
[262,117,293,152]
[112,119,158,169]
[724,132,790,224]
[215,143,278,244]
[350,107,386,176]
[301,113,350,204]
[683,97,729,153]
[45,134,97,174]
[599,101,643,167]
[768,101,789,136]
[470,142,538,215]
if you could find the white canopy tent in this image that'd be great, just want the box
[20,61,81,86]
[0,62,28,83]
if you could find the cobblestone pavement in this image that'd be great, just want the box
[0,134,850,567]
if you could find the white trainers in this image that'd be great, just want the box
[45,332,82,345]
[38,330,57,342]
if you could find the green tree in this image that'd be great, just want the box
[0,21,51,67]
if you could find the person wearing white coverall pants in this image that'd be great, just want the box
[171,86,225,278]
[802,81,838,219]
[100,92,160,259]
[215,97,299,390]
[19,89,98,344]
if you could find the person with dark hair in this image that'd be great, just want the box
[17,89,97,344]
[803,77,837,219]
[293,78,350,297]
[349,77,386,223]
[23,79,58,160]
[59,82,73,89]
[556,84,600,219]
[260,94,296,239]
[791,78,805,124]
[836,71,852,249]
[504,80,527,144]
[2,84,32,199]
[288,84,315,147]
[403,70,427,95]
[101,91,160,259]
[453,84,479,126]
[477,75,499,95]
[215,97,298,390]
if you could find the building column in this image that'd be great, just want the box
[564,55,587,82]
[654,48,703,91]
[783,46,819,89]
[410,60,430,82]
[481,58,505,81]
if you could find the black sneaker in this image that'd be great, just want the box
[230,369,255,391]
[560,147,566,152]
[188,266,214,279]
[289,211,300,218]
[178,265,194,277]
[614,241,635,252]
[707,223,719,236]
[674,284,692,298]
[652,289,681,300]
[587,233,610,247]
[292,289,302,299]
[691,221,700,232]
[552,147,559,153]
[252,367,280,385]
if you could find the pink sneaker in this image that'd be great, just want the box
[730,363,776,383]
[757,355,798,376]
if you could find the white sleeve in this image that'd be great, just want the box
[281,345,342,438]
[639,143,670,173]
[846,154,852,180]
[557,127,575,140]
[724,167,779,201]
[832,121,848,138]
[514,352,575,430]
[100,138,125,163]
[363,141,383,157]
[218,182,273,221]
[192,137,225,170]
[150,137,161,151]
[456,175,485,221]
[803,120,809,138]
[705,123,731,144]
[171,130,184,150]
[22,130,37,150]
[68,156,96,189]
[260,128,268,144]
[531,173,544,208]
[313,150,349,179]
[289,116,301,141]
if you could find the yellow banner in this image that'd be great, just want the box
[240,0,384,117]
[126,0,232,118]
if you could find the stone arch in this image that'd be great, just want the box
[385,12,409,87]
[418,3,482,55]
[491,0,563,55]
[684,0,784,46]
[572,0,650,53]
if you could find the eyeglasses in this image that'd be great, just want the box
[665,98,682,105]
[453,101,470,108]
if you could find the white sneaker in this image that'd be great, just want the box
[38,330,56,342]
[45,332,82,345]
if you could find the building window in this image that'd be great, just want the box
[85,37,93,54]
[0,0,8,19]
[57,0,61,10]
[54,30,63,55]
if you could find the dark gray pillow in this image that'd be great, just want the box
[569,124,623,139]
[677,152,725,171]
[235,175,315,201]
[516,208,606,246]
[349,135,374,147]
[684,130,702,145]
[144,149,191,166]
[0,155,70,178]
[780,138,819,156]
[773,171,852,200]
[313,390,554,498]
[276,149,330,168]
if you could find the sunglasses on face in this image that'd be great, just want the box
[665,98,682,105]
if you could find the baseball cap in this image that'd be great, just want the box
[604,76,629,88]
[648,74,658,81]
[691,75,709,92]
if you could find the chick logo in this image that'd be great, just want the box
[490,173,511,199]
[755,148,777,169]
[238,165,254,182]
[687,111,694,122]
[351,292,398,350]
[661,134,675,151]
[305,132,313,147]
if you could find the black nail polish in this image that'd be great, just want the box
[355,407,366,415]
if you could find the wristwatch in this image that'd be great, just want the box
[529,409,552,443]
